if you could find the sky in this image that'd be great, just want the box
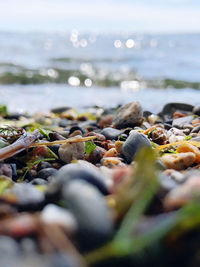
[0,0,200,33]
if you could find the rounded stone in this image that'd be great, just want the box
[11,183,45,210]
[55,161,109,195]
[62,180,113,249]
[100,127,122,140]
[112,101,143,129]
[37,161,52,172]
[193,105,200,116]
[58,135,85,163]
[30,178,48,185]
[37,168,58,180]
[122,131,152,163]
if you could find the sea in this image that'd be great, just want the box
[0,31,199,114]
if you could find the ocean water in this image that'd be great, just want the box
[0,31,199,112]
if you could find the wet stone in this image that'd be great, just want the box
[100,127,122,140]
[0,163,13,178]
[112,101,143,129]
[41,204,77,232]
[122,131,152,163]
[37,168,58,180]
[37,161,52,172]
[193,105,200,116]
[11,184,45,210]
[62,180,113,249]
[58,136,85,163]
[51,106,71,114]
[191,125,200,134]
[172,115,194,129]
[30,178,48,185]
[55,162,109,195]
[159,102,194,120]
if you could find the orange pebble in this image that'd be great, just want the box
[107,143,116,150]
[104,148,118,158]
[177,143,200,163]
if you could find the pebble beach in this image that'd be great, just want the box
[0,101,200,266]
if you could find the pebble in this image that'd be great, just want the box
[191,125,200,134]
[159,102,194,120]
[0,163,13,178]
[55,161,109,195]
[58,135,85,163]
[112,101,143,129]
[85,146,106,164]
[30,178,48,185]
[161,152,196,171]
[164,176,200,210]
[37,161,52,172]
[62,180,113,249]
[37,168,58,180]
[193,105,200,116]
[100,127,122,140]
[122,131,152,163]
[11,184,45,210]
[41,204,77,233]
[172,115,194,129]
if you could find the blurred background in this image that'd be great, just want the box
[0,0,200,113]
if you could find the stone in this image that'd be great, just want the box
[58,135,85,163]
[164,176,200,210]
[62,180,113,249]
[172,115,194,129]
[101,127,122,140]
[193,105,200,116]
[122,131,152,163]
[11,184,45,210]
[41,204,77,232]
[112,101,143,129]
[37,168,58,180]
[161,152,196,171]
[54,161,109,195]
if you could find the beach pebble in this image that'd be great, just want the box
[172,115,194,129]
[193,105,200,116]
[164,176,200,210]
[103,148,118,158]
[122,131,152,163]
[166,127,185,143]
[159,102,194,121]
[37,161,52,171]
[159,173,178,194]
[0,163,13,178]
[41,204,77,233]
[112,101,143,129]
[161,152,196,171]
[55,161,109,195]
[115,140,124,154]
[191,125,200,134]
[11,184,45,210]
[30,178,48,185]
[62,180,113,249]
[101,127,121,140]
[99,114,114,128]
[101,157,123,167]
[176,143,200,163]
[51,106,71,114]
[85,146,106,164]
[37,168,58,180]
[58,135,85,163]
